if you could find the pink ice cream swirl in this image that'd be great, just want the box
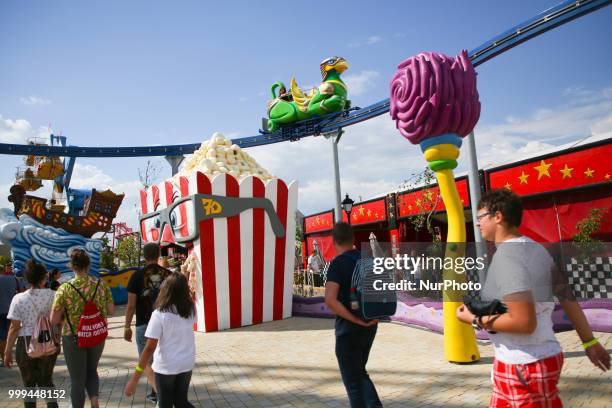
[389,50,480,145]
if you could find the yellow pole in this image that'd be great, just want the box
[424,140,480,363]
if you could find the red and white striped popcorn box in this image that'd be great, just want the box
[139,172,299,332]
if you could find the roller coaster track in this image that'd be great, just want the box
[1,0,610,158]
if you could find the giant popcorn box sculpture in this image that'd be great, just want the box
[139,133,298,332]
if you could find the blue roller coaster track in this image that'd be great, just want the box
[0,0,609,160]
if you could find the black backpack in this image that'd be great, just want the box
[343,252,397,320]
[141,266,170,322]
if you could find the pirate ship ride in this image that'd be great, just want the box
[9,135,124,237]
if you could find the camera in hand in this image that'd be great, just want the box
[463,296,507,317]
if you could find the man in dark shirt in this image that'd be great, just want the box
[325,222,381,408]
[124,243,171,403]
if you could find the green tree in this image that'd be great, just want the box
[573,208,607,262]
[99,236,118,271]
[0,255,12,272]
[399,167,440,237]
[116,235,140,268]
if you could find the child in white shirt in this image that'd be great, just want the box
[124,273,196,408]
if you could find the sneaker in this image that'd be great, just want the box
[146,391,157,404]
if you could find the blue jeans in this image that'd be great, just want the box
[135,324,147,355]
[135,324,154,366]
[335,327,382,408]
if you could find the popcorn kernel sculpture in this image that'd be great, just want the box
[390,50,480,363]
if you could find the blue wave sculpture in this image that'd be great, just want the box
[0,208,102,278]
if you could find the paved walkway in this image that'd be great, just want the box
[1,306,610,407]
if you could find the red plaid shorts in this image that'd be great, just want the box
[490,352,564,408]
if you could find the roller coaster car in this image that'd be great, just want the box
[15,168,42,191]
[35,156,64,180]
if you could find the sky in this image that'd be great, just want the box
[1,0,611,229]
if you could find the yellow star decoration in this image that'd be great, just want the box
[534,160,552,180]
[415,198,422,206]
[352,212,358,220]
[518,171,529,184]
[504,182,512,190]
[367,209,372,217]
[605,173,610,180]
[584,168,594,178]
[559,164,573,179]
[407,204,413,210]
[315,216,320,225]
[374,212,379,219]
[358,206,365,216]
[425,191,433,201]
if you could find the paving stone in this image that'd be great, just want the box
[1,305,610,407]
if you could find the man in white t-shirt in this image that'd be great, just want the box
[456,189,610,407]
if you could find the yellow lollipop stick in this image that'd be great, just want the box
[422,138,480,363]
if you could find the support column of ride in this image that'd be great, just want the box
[465,131,486,281]
[326,130,344,222]
[165,155,185,176]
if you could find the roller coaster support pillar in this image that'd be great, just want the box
[165,155,185,176]
[325,130,344,223]
[465,131,486,277]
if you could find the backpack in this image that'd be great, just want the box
[26,293,58,358]
[343,253,397,320]
[141,265,170,322]
[65,279,108,348]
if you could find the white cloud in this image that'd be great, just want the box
[591,112,612,138]
[0,182,18,210]
[562,85,612,106]
[68,164,115,188]
[68,164,143,229]
[0,115,50,144]
[349,35,383,48]
[343,70,380,96]
[472,86,612,167]
[19,96,51,106]
[365,35,383,45]
[239,96,248,103]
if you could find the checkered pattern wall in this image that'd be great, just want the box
[566,257,612,299]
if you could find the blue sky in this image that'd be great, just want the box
[1,0,611,227]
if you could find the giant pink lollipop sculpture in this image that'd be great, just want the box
[390,50,481,363]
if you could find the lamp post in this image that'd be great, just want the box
[341,194,355,225]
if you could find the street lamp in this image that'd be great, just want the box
[341,194,355,224]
